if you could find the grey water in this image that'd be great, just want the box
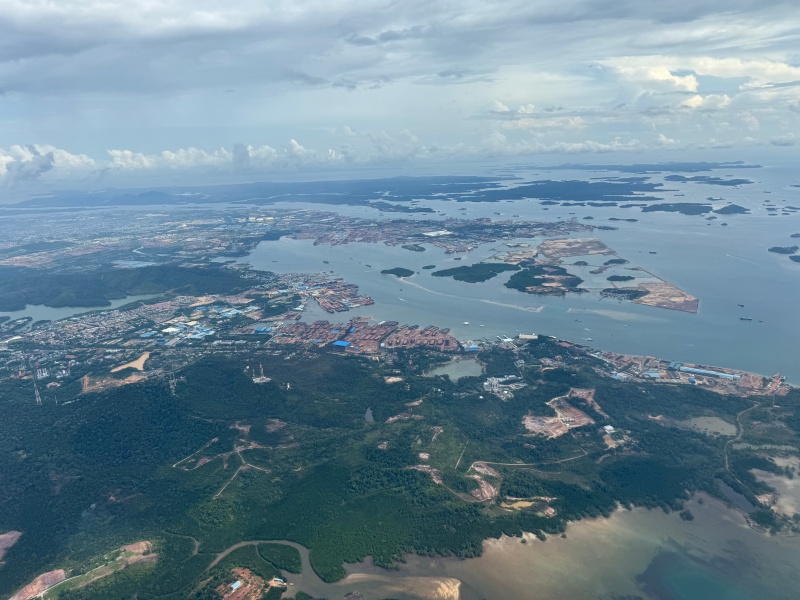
[0,294,159,325]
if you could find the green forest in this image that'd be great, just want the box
[0,265,268,311]
[1,338,798,598]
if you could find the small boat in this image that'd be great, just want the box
[463,321,470,325]
[740,317,753,321]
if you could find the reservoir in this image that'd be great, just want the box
[0,294,159,325]
[425,357,484,382]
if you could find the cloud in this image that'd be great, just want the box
[611,65,698,92]
[681,94,731,109]
[770,133,797,146]
[0,1,798,181]
[0,144,95,184]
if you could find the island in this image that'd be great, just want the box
[381,267,415,277]
[768,246,799,255]
[431,262,519,283]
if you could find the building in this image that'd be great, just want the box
[678,366,740,381]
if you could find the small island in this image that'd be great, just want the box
[504,264,583,295]
[421,265,436,270]
[432,262,519,283]
[381,267,415,277]
[607,275,635,282]
[401,243,426,252]
[714,204,749,215]
[768,246,799,255]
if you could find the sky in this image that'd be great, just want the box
[0,0,799,189]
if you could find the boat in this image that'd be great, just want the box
[463,321,470,325]
[740,317,753,321]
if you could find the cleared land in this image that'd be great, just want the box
[522,395,595,438]
[633,281,699,313]
[0,531,22,563]
[111,351,151,373]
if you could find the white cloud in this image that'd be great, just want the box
[0,144,95,183]
[492,100,511,113]
[770,132,796,146]
[681,94,731,109]
[1,1,799,183]
[502,116,586,130]
[611,65,698,92]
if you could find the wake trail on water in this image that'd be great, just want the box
[399,280,545,314]
[478,300,544,313]
[724,253,760,265]
[399,279,460,298]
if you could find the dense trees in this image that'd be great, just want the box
[1,346,795,598]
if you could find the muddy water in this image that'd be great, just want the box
[753,456,800,516]
[230,494,799,600]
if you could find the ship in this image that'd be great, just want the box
[740,317,753,321]
[463,321,470,325]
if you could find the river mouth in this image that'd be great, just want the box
[214,494,799,600]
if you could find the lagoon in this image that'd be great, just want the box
[425,357,484,382]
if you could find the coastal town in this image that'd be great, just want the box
[0,262,786,402]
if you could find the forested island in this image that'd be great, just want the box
[431,263,519,283]
[381,267,415,277]
[768,246,798,255]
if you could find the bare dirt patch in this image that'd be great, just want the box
[82,371,150,393]
[537,238,613,259]
[265,419,287,433]
[568,387,607,417]
[469,476,498,501]
[231,421,252,435]
[217,567,274,600]
[634,281,699,313]
[522,396,594,438]
[0,530,22,563]
[110,351,150,373]
[409,465,443,484]
[9,570,66,600]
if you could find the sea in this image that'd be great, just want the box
[234,163,800,383]
[226,163,800,599]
